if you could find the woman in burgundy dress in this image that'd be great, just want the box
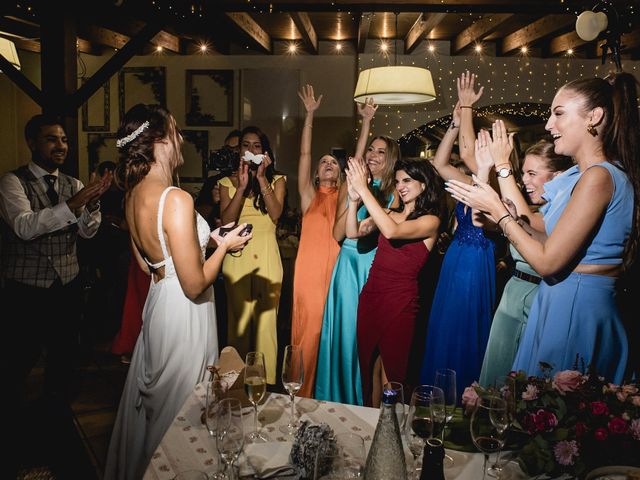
[345,158,444,407]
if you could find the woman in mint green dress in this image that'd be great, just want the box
[315,101,398,405]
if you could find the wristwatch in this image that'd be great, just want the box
[496,166,512,178]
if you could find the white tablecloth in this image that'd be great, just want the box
[144,383,528,479]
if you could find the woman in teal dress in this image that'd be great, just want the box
[315,100,398,405]
[475,132,573,388]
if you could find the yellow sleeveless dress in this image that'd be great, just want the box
[219,175,285,384]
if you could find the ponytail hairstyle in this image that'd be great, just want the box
[369,135,400,207]
[239,126,281,214]
[562,73,640,270]
[524,139,573,173]
[115,104,177,191]
[393,159,444,221]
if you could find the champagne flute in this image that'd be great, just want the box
[434,368,457,465]
[405,385,445,476]
[204,376,224,478]
[217,398,244,480]
[488,376,516,477]
[244,351,269,443]
[470,396,508,480]
[279,344,304,435]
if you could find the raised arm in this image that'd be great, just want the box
[346,158,440,240]
[457,71,484,173]
[445,166,613,277]
[354,98,377,159]
[297,84,323,214]
[432,102,471,184]
[256,155,286,223]
[220,162,249,225]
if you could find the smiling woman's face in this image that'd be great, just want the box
[521,154,557,205]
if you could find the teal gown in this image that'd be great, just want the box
[315,181,393,406]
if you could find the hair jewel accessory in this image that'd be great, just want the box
[116,121,150,148]
[242,151,265,165]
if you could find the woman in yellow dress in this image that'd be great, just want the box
[219,126,286,384]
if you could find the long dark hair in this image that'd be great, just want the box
[392,159,444,221]
[369,135,399,207]
[562,73,640,270]
[524,139,573,173]
[239,126,281,214]
[114,104,175,191]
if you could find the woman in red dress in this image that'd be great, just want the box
[346,158,444,407]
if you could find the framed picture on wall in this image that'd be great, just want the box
[178,129,209,182]
[185,69,233,126]
[82,79,110,132]
[87,133,118,174]
[119,66,166,120]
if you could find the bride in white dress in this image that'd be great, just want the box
[105,104,252,480]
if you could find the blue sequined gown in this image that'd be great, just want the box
[420,202,495,398]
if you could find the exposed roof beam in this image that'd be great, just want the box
[453,13,514,53]
[357,12,372,53]
[548,31,586,56]
[405,12,446,53]
[218,1,571,14]
[0,53,43,105]
[78,24,129,50]
[501,14,574,54]
[290,12,318,54]
[0,16,39,39]
[225,12,271,53]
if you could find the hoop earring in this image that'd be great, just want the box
[587,123,598,137]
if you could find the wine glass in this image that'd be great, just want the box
[204,377,223,478]
[434,368,457,466]
[488,376,516,477]
[279,344,304,435]
[383,381,406,430]
[470,396,508,480]
[217,398,244,480]
[405,385,445,476]
[244,351,269,443]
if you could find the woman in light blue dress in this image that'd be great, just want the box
[447,73,640,384]
[315,100,398,405]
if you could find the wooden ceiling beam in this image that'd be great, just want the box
[0,16,39,40]
[405,12,446,53]
[453,13,514,53]
[357,12,372,53]
[225,12,272,53]
[548,31,586,56]
[501,14,574,54]
[290,12,318,54]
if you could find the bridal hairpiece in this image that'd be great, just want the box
[116,121,149,148]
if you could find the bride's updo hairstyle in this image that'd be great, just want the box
[115,103,173,191]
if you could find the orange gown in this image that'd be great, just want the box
[291,186,340,397]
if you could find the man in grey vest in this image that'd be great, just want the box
[0,114,111,477]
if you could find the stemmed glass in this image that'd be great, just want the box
[488,376,516,477]
[434,368,457,466]
[405,385,445,477]
[217,398,244,480]
[470,396,508,480]
[279,344,304,435]
[244,351,269,443]
[204,376,224,478]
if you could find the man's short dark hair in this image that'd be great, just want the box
[225,129,242,144]
[24,114,64,142]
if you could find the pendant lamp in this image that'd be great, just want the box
[0,37,21,72]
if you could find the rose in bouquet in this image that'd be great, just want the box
[463,364,640,478]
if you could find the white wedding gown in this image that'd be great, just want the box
[105,186,218,480]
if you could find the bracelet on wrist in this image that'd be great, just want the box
[460,105,473,109]
[501,217,515,235]
[304,124,313,128]
[497,213,511,226]
[449,120,459,130]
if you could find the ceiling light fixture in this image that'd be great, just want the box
[0,37,21,72]
[354,12,436,105]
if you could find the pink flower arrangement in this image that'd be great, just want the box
[466,365,640,478]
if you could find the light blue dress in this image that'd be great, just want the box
[513,163,631,383]
[315,180,393,406]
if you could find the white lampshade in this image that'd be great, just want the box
[0,37,21,72]
[576,11,608,42]
[354,66,436,105]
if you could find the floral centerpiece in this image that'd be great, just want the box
[463,364,640,479]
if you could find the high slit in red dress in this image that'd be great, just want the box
[356,234,430,406]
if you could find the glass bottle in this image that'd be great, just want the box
[364,388,408,480]
[419,438,446,480]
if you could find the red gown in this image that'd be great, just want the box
[356,234,430,406]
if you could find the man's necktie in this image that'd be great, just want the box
[43,174,59,205]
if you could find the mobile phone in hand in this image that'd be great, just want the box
[219,224,253,237]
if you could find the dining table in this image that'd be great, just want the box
[143,381,531,480]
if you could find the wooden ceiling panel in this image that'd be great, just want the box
[308,12,358,41]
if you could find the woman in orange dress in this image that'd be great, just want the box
[291,84,341,397]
